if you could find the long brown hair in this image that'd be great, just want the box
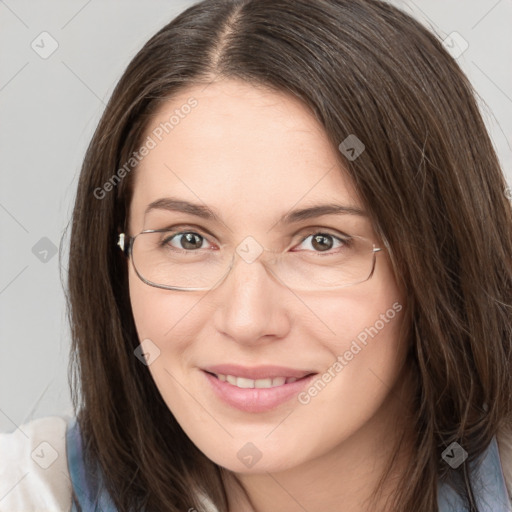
[66,0,512,510]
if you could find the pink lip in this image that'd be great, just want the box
[202,370,317,413]
[202,364,314,380]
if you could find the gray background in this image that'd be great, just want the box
[1,0,511,433]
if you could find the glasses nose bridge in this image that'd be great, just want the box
[218,242,281,288]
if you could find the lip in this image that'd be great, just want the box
[202,369,317,413]
[202,364,315,380]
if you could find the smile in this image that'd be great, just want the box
[202,368,317,413]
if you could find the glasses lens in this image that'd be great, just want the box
[271,235,377,291]
[132,231,232,290]
[132,232,377,291]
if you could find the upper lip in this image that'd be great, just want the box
[202,364,316,380]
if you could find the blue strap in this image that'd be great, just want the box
[438,436,512,511]
[66,417,510,511]
[66,417,118,511]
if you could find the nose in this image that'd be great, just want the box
[212,251,292,346]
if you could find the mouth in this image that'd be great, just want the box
[201,366,318,413]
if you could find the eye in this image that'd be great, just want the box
[294,232,349,253]
[162,231,210,251]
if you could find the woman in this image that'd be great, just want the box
[1,0,511,511]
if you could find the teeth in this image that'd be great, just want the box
[226,375,237,385]
[214,374,300,388]
[271,377,286,387]
[237,377,256,388]
[255,378,273,388]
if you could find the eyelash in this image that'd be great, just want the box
[158,225,351,253]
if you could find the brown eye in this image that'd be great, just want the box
[296,232,348,253]
[163,232,206,250]
[310,234,334,251]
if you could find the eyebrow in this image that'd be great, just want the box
[144,197,366,224]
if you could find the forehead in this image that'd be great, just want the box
[128,79,362,232]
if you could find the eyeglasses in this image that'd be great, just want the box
[117,228,382,292]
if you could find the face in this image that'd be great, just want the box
[127,79,408,475]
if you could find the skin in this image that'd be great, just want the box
[127,79,415,512]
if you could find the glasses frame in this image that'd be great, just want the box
[117,229,383,292]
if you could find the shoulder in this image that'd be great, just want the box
[0,415,73,512]
[497,423,512,504]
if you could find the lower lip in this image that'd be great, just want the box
[202,371,317,413]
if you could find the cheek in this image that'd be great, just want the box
[128,264,206,345]
[301,273,407,415]
[128,268,202,410]
[287,299,407,464]
[316,279,405,357]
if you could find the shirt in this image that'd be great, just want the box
[1,415,512,511]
